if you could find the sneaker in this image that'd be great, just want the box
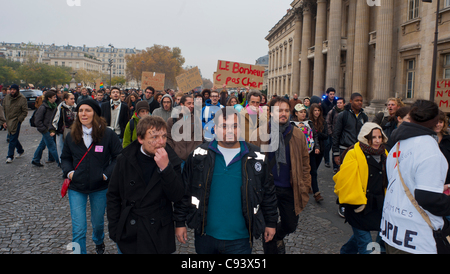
[95,243,105,254]
[31,161,44,167]
[338,205,345,218]
[314,192,324,202]
[16,151,24,158]
[324,162,331,168]
[6,158,13,164]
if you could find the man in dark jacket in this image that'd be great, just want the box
[100,87,129,141]
[3,84,27,163]
[107,115,184,254]
[31,90,60,167]
[174,107,278,254]
[332,93,368,165]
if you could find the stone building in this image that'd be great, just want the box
[266,0,450,112]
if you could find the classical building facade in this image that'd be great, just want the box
[266,0,450,112]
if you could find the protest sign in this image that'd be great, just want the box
[141,72,165,91]
[176,67,203,92]
[435,79,450,112]
[214,60,265,89]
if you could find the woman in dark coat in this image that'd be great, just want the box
[60,99,122,254]
[107,115,184,254]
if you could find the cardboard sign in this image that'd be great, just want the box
[176,67,203,92]
[435,79,450,112]
[214,60,265,89]
[141,72,165,91]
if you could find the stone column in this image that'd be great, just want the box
[326,0,343,94]
[352,0,370,99]
[344,0,356,100]
[313,0,327,96]
[300,4,312,98]
[371,0,394,108]
[291,9,303,97]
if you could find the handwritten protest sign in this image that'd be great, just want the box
[141,72,165,91]
[214,60,265,89]
[435,79,450,112]
[176,67,203,92]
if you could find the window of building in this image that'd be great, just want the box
[406,59,415,99]
[446,0,450,8]
[408,0,419,21]
[444,54,450,79]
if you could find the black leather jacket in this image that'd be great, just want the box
[173,141,278,240]
[332,104,368,156]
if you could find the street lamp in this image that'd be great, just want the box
[108,44,114,88]
[423,0,439,101]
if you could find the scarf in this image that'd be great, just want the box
[359,142,386,156]
[359,142,388,189]
[62,101,76,111]
[47,101,57,110]
[82,125,93,149]
[274,121,291,175]
[111,99,121,107]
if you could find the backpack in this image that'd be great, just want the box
[30,109,37,127]
[296,121,314,153]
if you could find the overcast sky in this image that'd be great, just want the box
[1,0,292,81]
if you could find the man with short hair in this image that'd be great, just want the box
[142,86,155,105]
[3,84,27,163]
[100,87,129,141]
[332,93,368,217]
[174,107,278,254]
[201,89,224,141]
[107,115,184,254]
[77,87,92,104]
[289,93,301,112]
[239,90,264,143]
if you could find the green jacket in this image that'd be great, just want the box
[3,93,28,135]
[122,112,140,148]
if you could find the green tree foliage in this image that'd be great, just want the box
[0,59,71,87]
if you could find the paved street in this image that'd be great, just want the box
[0,110,353,254]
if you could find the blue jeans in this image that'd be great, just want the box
[7,122,24,159]
[32,131,59,164]
[340,226,384,254]
[195,234,252,254]
[68,189,107,254]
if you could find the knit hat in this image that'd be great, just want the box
[10,84,19,91]
[76,98,102,117]
[310,95,322,105]
[135,100,150,114]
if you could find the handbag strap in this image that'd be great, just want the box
[396,142,436,230]
[74,143,94,171]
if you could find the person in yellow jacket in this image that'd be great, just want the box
[333,122,388,254]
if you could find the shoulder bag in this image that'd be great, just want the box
[61,143,94,198]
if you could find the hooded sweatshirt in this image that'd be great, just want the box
[381,122,450,254]
[152,94,173,122]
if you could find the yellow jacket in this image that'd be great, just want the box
[333,142,388,205]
